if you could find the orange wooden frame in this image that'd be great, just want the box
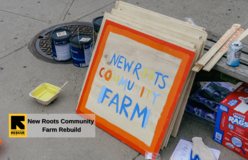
[76,20,195,155]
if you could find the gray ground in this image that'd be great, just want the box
[0,0,247,159]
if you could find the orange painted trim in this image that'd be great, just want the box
[76,20,195,155]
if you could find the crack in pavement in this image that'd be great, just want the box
[75,0,116,21]
[0,44,27,61]
[0,9,49,24]
[62,0,75,21]
[132,153,141,160]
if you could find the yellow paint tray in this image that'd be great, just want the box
[29,82,67,105]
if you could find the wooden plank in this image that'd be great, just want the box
[192,64,203,72]
[204,34,248,65]
[104,13,201,149]
[161,50,201,148]
[106,7,207,149]
[115,1,205,32]
[111,9,203,53]
[162,40,205,147]
[213,58,248,84]
[115,1,208,75]
[79,1,207,150]
[115,1,207,41]
[201,47,248,83]
[170,72,196,137]
[165,39,204,145]
[78,12,196,104]
[106,13,196,51]
[82,10,198,110]
[110,10,207,149]
[203,28,244,71]
[113,1,228,149]
[162,72,196,147]
[200,31,248,58]
[195,24,240,67]
[162,45,204,148]
[106,14,206,148]
[237,28,248,41]
[77,13,196,155]
[78,7,199,151]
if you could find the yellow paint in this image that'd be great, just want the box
[142,68,147,78]
[112,74,120,84]
[31,83,60,101]
[149,70,154,81]
[146,88,152,99]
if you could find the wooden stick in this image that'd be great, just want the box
[237,28,248,41]
[192,64,203,72]
[60,81,68,90]
[203,28,244,71]
[196,24,240,66]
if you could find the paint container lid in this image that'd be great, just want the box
[70,34,93,46]
[92,16,103,33]
[50,29,72,41]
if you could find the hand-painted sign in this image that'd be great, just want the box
[77,19,195,154]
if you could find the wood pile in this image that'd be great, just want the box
[77,1,208,156]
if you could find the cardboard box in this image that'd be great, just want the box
[214,83,248,159]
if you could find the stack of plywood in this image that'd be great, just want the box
[77,1,207,155]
